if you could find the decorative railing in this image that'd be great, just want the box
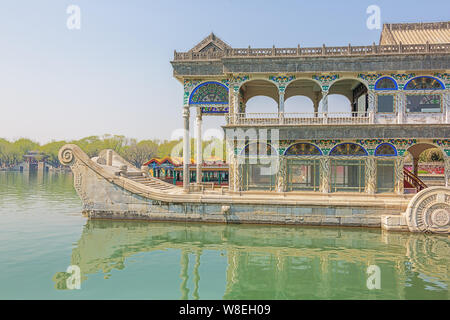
[403,168,427,193]
[226,112,371,125]
[173,43,450,61]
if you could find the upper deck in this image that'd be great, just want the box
[172,23,450,128]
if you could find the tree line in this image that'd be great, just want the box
[0,134,226,169]
[0,135,176,169]
[0,135,444,169]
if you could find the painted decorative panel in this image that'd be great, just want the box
[375,143,397,156]
[189,82,229,105]
[404,77,445,90]
[329,143,368,156]
[284,143,322,156]
[374,77,398,90]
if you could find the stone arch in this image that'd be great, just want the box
[239,79,279,104]
[284,96,315,113]
[284,79,323,113]
[328,78,369,114]
[240,79,280,114]
[406,142,445,177]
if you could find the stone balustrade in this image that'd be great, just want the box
[225,112,393,126]
[174,43,450,61]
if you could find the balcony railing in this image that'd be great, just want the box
[173,43,450,61]
[226,112,372,125]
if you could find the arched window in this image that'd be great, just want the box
[284,143,322,156]
[329,143,368,156]
[375,77,397,90]
[404,77,444,90]
[189,81,229,114]
[285,143,321,191]
[375,143,397,156]
[329,144,366,192]
[404,77,443,113]
[241,142,277,156]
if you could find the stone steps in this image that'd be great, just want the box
[127,174,179,192]
[381,214,408,232]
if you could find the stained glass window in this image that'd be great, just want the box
[375,143,397,156]
[284,143,322,156]
[404,77,444,90]
[329,143,368,156]
[406,94,441,113]
[241,143,276,156]
[375,77,397,90]
[189,82,229,105]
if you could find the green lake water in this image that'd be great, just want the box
[0,171,448,300]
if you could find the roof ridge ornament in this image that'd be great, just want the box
[189,32,231,53]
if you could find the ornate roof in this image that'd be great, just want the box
[188,33,231,53]
[380,22,450,45]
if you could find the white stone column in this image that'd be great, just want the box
[279,91,285,124]
[233,91,239,124]
[276,157,287,192]
[365,157,377,194]
[321,93,328,112]
[279,91,285,113]
[183,106,190,191]
[367,90,376,123]
[321,93,328,124]
[320,157,330,193]
[397,93,405,124]
[394,156,405,195]
[196,111,202,184]
[445,156,450,187]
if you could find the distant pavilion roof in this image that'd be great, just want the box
[143,156,227,167]
[380,21,450,45]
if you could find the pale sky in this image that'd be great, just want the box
[0,0,449,144]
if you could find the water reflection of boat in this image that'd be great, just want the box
[53,221,449,299]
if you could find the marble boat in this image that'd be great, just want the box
[58,144,449,234]
[58,21,450,234]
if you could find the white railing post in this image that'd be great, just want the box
[369,110,375,124]
[182,106,190,191]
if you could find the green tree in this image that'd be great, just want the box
[40,140,67,167]
[123,139,158,168]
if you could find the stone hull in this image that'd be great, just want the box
[58,144,449,233]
